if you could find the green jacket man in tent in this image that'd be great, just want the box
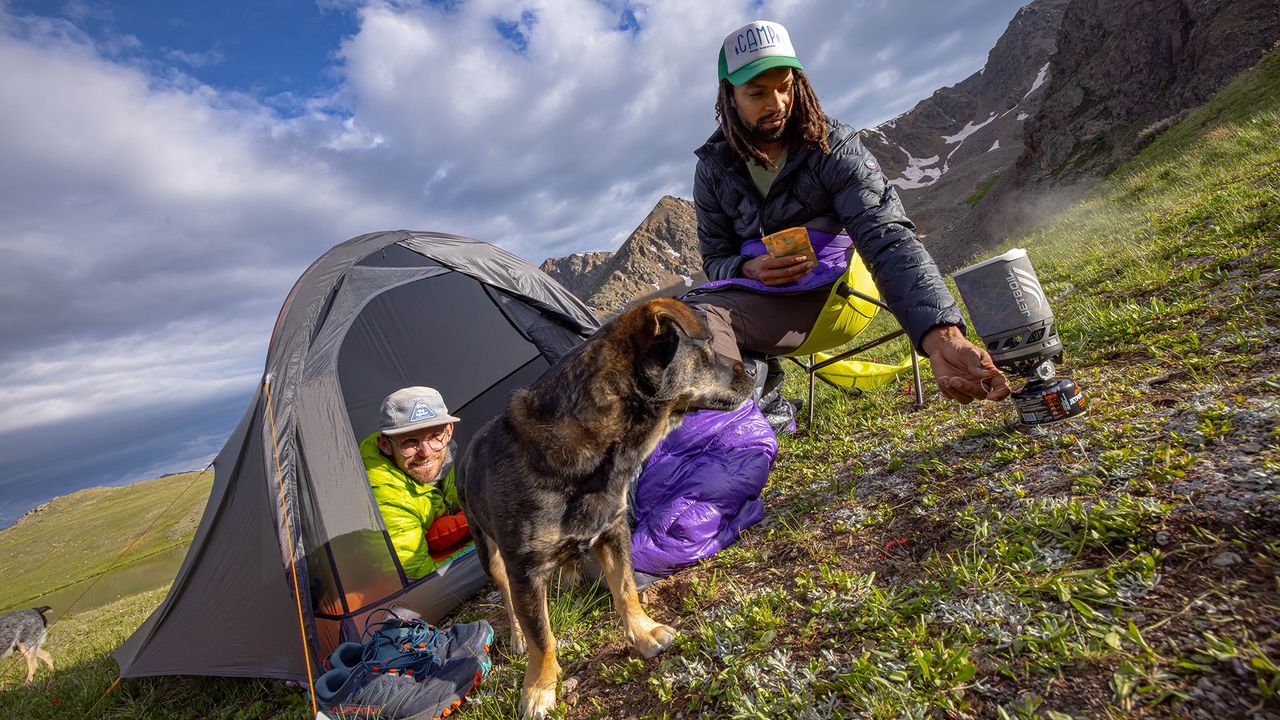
[360,386,472,578]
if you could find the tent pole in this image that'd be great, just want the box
[265,378,320,717]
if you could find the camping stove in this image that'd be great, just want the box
[953,249,1087,425]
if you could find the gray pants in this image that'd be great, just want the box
[685,287,830,363]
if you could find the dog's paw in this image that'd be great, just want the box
[630,623,677,658]
[519,684,557,719]
[510,628,527,655]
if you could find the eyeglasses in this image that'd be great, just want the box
[390,426,452,457]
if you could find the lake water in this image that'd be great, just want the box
[33,544,190,623]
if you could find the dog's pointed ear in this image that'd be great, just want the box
[616,299,704,395]
[649,307,691,341]
[644,298,705,341]
[617,298,709,371]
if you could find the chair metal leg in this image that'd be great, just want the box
[911,348,924,406]
[781,283,931,425]
[808,354,815,428]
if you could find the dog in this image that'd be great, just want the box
[1,606,53,683]
[458,297,752,718]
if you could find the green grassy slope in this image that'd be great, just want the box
[0,588,310,719]
[2,46,1276,720]
[0,470,212,613]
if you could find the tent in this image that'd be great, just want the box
[115,231,599,681]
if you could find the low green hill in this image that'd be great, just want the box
[0,470,212,614]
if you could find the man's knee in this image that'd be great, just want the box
[687,300,742,363]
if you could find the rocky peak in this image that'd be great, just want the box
[951,0,1280,268]
[865,0,1070,269]
[538,251,612,298]
[583,195,703,311]
[539,196,704,312]
[1022,0,1280,180]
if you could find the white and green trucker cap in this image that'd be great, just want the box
[718,20,804,86]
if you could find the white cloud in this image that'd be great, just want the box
[0,320,264,433]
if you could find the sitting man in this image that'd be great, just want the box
[360,386,472,578]
[689,19,1010,405]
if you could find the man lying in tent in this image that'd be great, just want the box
[360,386,473,578]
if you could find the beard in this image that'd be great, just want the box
[747,113,788,145]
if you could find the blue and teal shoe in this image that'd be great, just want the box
[361,611,494,679]
[316,659,483,719]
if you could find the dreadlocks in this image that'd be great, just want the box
[714,68,830,170]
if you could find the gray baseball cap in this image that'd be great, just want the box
[379,386,461,435]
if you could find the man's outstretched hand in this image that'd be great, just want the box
[921,325,1011,404]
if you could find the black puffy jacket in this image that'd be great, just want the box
[692,116,965,352]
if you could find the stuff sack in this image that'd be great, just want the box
[630,401,777,576]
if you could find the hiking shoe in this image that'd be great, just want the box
[405,655,486,720]
[762,357,785,397]
[364,623,446,678]
[366,613,493,674]
[326,641,364,672]
[320,661,476,717]
[441,621,494,677]
[314,663,372,708]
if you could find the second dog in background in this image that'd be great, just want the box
[1,605,54,683]
[458,297,752,719]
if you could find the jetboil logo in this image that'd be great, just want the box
[1006,267,1046,318]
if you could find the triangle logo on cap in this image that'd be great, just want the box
[410,401,436,423]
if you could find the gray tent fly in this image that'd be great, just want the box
[115,230,599,681]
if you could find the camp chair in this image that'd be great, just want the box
[776,252,925,427]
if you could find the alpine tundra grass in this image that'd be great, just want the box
[2,46,1277,720]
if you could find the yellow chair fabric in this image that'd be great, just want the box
[779,252,924,391]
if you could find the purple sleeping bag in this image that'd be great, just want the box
[630,401,778,576]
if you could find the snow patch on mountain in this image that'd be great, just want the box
[1023,62,1050,99]
[889,148,943,190]
[942,112,998,144]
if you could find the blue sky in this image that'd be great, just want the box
[0,0,1033,527]
[11,0,358,99]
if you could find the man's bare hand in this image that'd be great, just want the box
[921,325,1011,404]
[741,254,814,286]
